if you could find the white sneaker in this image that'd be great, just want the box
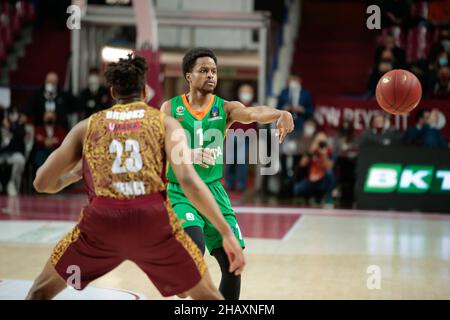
[7,181,17,196]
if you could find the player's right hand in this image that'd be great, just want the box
[222,233,245,276]
[192,148,215,168]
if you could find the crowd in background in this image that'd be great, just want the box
[1,0,449,207]
[0,68,111,195]
[1,68,448,208]
[368,0,450,99]
[274,71,448,209]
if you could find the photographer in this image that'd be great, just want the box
[0,106,26,196]
[293,132,335,207]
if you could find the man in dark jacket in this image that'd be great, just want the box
[0,106,26,195]
[25,72,76,130]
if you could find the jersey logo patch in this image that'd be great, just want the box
[176,106,185,115]
[210,106,219,117]
[208,105,223,121]
[186,212,195,221]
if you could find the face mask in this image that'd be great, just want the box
[88,75,100,92]
[9,112,19,123]
[238,92,253,104]
[374,127,383,134]
[441,40,450,52]
[45,83,56,94]
[289,81,301,91]
[438,57,448,67]
[304,126,315,137]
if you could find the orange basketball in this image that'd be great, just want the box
[375,69,422,115]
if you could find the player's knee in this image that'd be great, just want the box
[184,226,206,255]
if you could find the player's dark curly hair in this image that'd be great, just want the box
[182,47,217,80]
[104,53,148,97]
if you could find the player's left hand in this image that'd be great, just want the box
[276,111,294,143]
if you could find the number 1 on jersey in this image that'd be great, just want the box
[196,128,204,146]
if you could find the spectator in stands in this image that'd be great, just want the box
[433,66,450,99]
[428,49,449,95]
[226,83,256,192]
[277,73,314,195]
[279,118,319,198]
[403,109,447,147]
[374,33,406,68]
[368,34,407,96]
[359,113,401,147]
[379,0,411,29]
[33,111,66,172]
[333,119,358,207]
[409,58,430,96]
[368,51,395,96]
[0,105,26,196]
[293,131,335,207]
[78,67,110,119]
[25,72,76,129]
[297,118,317,156]
[277,72,314,134]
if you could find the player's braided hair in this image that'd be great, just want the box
[104,53,148,97]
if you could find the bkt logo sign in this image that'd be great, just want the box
[364,164,450,193]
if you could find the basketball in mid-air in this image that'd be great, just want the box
[375,69,422,115]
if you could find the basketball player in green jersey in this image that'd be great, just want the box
[161,47,294,300]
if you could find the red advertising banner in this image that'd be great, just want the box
[314,97,450,139]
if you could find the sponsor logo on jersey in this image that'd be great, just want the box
[108,121,142,132]
[176,106,185,115]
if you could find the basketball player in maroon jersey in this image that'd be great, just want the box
[26,54,245,300]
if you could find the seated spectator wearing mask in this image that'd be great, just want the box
[403,109,447,147]
[429,50,449,95]
[293,131,335,207]
[78,67,110,118]
[298,119,317,155]
[0,106,26,196]
[277,72,314,134]
[277,74,314,196]
[374,33,406,68]
[433,66,450,99]
[368,49,397,96]
[25,72,76,129]
[226,83,257,192]
[333,119,358,207]
[358,113,401,147]
[33,111,67,172]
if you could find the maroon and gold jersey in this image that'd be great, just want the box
[82,101,166,200]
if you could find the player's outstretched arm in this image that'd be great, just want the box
[225,100,295,143]
[33,120,87,194]
[164,115,245,275]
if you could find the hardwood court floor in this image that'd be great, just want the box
[1,196,449,299]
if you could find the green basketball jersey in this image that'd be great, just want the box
[166,94,226,184]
